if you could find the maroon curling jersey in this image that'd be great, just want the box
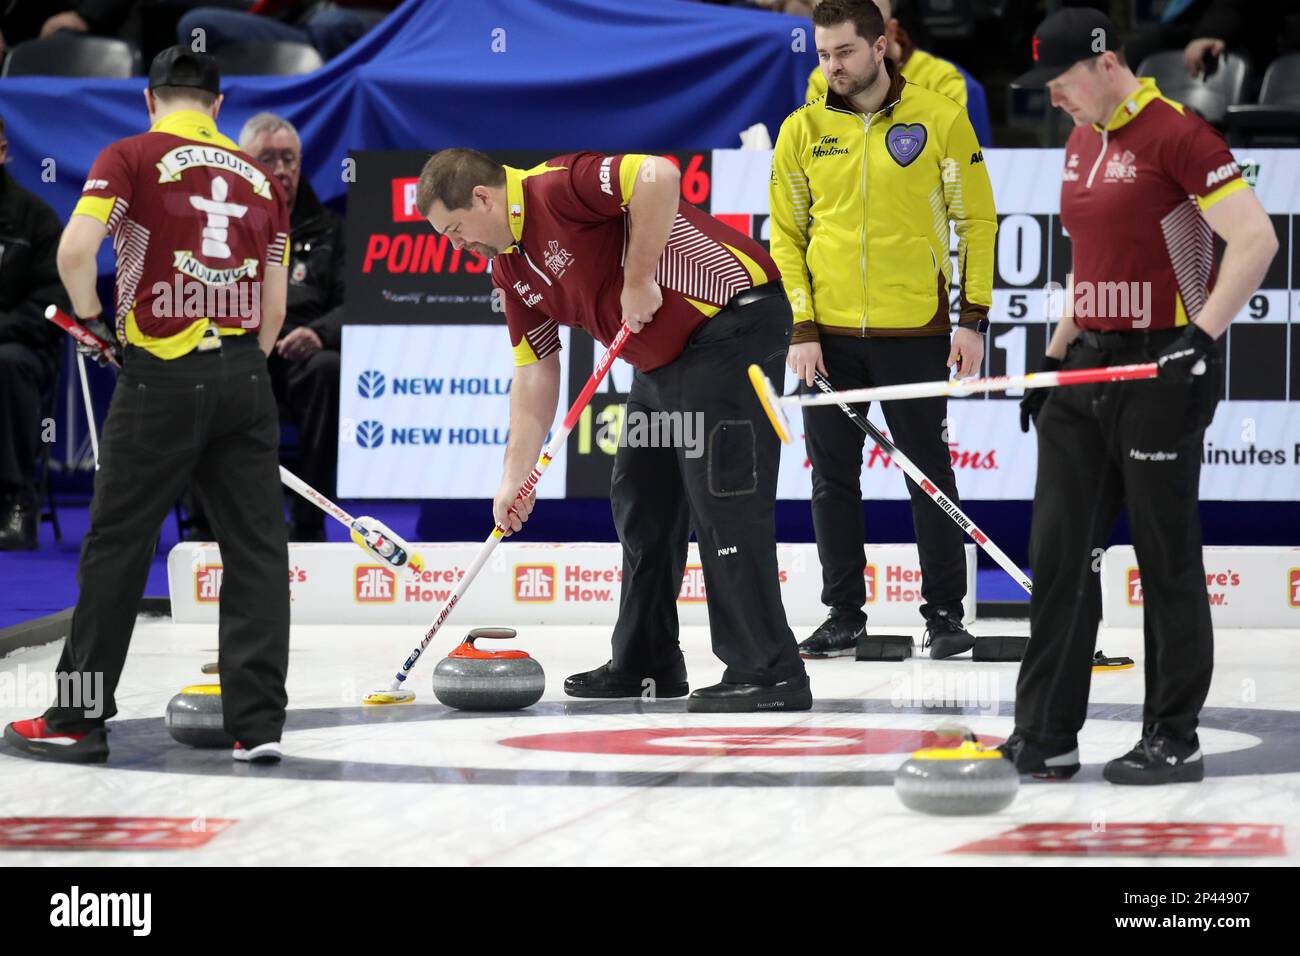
[1059,79,1249,332]
[73,109,290,358]
[490,153,781,372]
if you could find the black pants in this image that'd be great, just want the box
[186,346,340,533]
[803,333,966,620]
[45,337,290,747]
[1016,331,1221,751]
[610,291,804,685]
[269,347,341,531]
[0,342,53,504]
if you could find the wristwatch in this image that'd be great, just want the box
[966,316,990,334]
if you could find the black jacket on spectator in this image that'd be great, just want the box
[0,2,133,45]
[285,177,345,350]
[0,168,66,369]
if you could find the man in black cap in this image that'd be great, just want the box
[1004,8,1278,784]
[2,47,294,765]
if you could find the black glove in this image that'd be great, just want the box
[1155,324,1216,383]
[76,314,122,367]
[1019,354,1062,433]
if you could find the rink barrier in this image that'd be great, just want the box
[1100,546,1300,629]
[167,542,978,627]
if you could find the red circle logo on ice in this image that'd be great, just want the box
[499,727,1004,758]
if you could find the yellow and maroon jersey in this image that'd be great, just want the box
[1060,79,1248,333]
[73,109,290,359]
[490,152,780,372]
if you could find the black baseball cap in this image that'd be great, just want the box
[1013,8,1121,87]
[148,46,221,95]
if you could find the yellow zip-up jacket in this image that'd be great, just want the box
[772,62,996,343]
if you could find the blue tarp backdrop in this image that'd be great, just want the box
[0,0,817,224]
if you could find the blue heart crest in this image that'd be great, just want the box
[885,123,927,167]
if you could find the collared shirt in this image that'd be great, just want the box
[73,110,290,359]
[491,152,778,372]
[1060,78,1249,332]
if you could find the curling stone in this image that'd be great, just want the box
[894,728,1019,815]
[432,627,545,711]
[165,684,234,749]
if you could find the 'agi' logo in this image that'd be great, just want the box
[1127,567,1143,607]
[514,564,555,602]
[195,565,224,603]
[355,565,395,603]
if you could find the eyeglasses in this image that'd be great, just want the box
[256,150,300,171]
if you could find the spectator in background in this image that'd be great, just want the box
[240,112,344,542]
[177,1,399,62]
[1182,0,1300,78]
[0,1,135,58]
[0,114,67,551]
[1123,0,1214,71]
[805,0,967,107]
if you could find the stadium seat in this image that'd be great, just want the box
[1136,49,1251,126]
[919,0,976,42]
[1226,53,1300,146]
[215,41,324,77]
[1,33,140,78]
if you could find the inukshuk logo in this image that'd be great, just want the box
[356,420,385,449]
[358,370,386,398]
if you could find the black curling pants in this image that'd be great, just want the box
[609,288,805,685]
[44,336,290,748]
[802,333,967,622]
[1015,329,1220,752]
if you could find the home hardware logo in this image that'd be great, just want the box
[358,370,386,398]
[195,565,223,603]
[355,565,396,603]
[356,420,384,449]
[678,566,706,602]
[514,564,556,602]
[1127,567,1143,606]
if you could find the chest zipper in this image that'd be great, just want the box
[860,111,874,335]
[521,249,553,287]
[1085,128,1108,189]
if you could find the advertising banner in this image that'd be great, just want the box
[169,542,977,628]
[1100,546,1300,628]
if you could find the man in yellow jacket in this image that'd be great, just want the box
[771,0,996,659]
[806,0,967,109]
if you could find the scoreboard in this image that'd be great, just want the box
[341,148,1300,500]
